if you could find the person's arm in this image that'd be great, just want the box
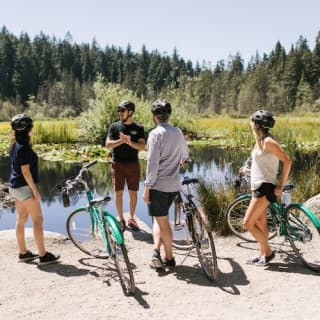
[143,185,151,204]
[143,132,160,203]
[119,132,145,150]
[105,124,124,149]
[265,137,292,196]
[105,136,124,149]
[21,164,41,202]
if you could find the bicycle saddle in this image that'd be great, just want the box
[182,176,199,185]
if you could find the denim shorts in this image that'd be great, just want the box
[9,185,34,201]
[148,189,178,217]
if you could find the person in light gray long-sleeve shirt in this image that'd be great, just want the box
[143,99,188,270]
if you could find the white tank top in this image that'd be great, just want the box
[250,147,279,190]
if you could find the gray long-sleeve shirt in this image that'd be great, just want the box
[144,122,189,192]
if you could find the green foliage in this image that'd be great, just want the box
[196,178,235,236]
[32,120,78,144]
[0,100,22,120]
[79,77,195,144]
[79,78,151,144]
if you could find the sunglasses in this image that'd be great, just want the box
[117,108,127,113]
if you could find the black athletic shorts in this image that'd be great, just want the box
[148,189,178,217]
[253,182,276,202]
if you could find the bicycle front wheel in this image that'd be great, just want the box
[66,208,108,258]
[226,196,278,242]
[105,223,135,295]
[171,201,193,250]
[285,204,320,271]
[193,211,218,281]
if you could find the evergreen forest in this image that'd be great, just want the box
[1,26,320,119]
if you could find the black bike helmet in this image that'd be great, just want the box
[118,100,135,112]
[251,110,275,129]
[151,99,172,116]
[11,114,33,132]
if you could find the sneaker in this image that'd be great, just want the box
[150,250,163,269]
[19,251,39,262]
[245,255,261,265]
[128,218,140,231]
[163,257,176,267]
[255,251,275,267]
[38,252,61,266]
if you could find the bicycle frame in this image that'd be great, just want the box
[64,161,124,251]
[236,193,320,234]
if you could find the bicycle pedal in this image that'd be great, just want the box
[174,224,185,231]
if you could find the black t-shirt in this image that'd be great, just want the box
[9,143,39,188]
[107,121,145,162]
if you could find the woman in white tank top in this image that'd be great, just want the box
[242,110,291,266]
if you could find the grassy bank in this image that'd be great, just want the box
[0,115,320,159]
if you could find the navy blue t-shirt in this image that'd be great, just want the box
[9,143,39,188]
[107,121,145,162]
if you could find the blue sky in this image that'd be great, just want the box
[1,0,320,66]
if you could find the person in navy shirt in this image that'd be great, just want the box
[9,114,60,265]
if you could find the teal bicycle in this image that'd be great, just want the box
[226,183,320,271]
[61,160,135,294]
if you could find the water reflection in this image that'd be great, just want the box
[0,146,319,235]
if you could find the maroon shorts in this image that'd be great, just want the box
[111,161,140,191]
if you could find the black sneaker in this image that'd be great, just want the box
[163,257,176,267]
[38,252,61,266]
[150,250,163,269]
[19,251,39,262]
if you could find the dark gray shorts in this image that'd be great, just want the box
[9,185,34,201]
[148,189,178,217]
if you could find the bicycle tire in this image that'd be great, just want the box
[193,211,218,281]
[171,201,193,250]
[66,208,109,258]
[226,196,278,242]
[104,222,135,295]
[285,204,320,271]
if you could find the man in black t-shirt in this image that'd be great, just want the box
[106,100,145,231]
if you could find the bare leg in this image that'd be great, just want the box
[153,216,173,260]
[114,190,124,221]
[24,198,46,256]
[15,199,29,254]
[243,196,272,256]
[128,189,137,219]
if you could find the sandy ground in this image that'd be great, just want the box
[0,217,319,320]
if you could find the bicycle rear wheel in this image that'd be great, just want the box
[171,201,193,250]
[66,208,108,258]
[105,223,135,295]
[226,196,278,242]
[285,204,320,271]
[193,210,218,281]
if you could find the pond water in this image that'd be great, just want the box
[0,145,317,236]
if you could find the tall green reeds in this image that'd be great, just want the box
[196,178,236,236]
[32,120,78,144]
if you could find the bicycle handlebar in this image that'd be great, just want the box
[61,160,98,207]
[82,159,97,170]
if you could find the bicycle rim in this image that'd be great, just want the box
[194,212,218,281]
[226,196,277,242]
[171,203,193,250]
[105,224,135,295]
[66,208,108,258]
[286,205,320,271]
